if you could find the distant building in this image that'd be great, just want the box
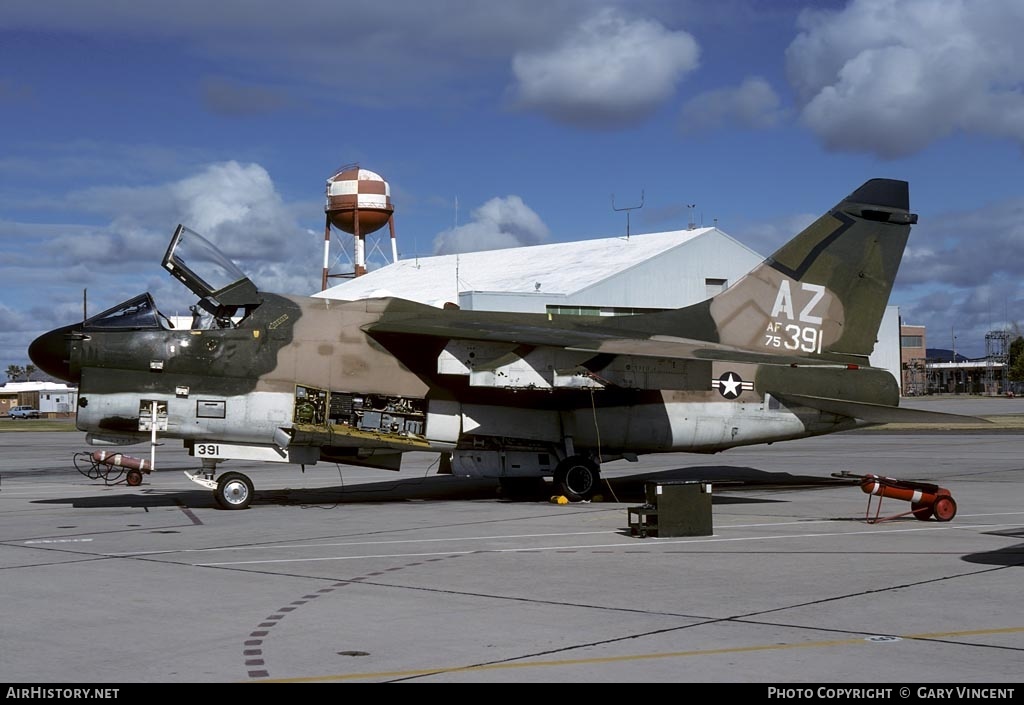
[900,324,927,395]
[924,360,1007,395]
[318,227,761,314]
[0,381,78,418]
[921,330,1012,396]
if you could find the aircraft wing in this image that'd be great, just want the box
[367,306,990,425]
[775,394,990,424]
[366,314,605,346]
[365,310,842,367]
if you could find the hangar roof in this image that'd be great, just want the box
[316,227,752,307]
[1,381,75,392]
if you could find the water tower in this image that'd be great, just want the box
[322,164,398,289]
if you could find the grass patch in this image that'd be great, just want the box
[0,418,80,432]
[859,415,1024,432]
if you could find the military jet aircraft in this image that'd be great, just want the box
[29,178,978,509]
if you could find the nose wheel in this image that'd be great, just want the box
[185,460,256,510]
[214,471,254,510]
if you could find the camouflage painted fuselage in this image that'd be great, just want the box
[32,178,952,482]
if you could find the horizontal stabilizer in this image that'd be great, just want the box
[777,394,991,425]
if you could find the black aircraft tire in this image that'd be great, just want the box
[215,472,254,510]
[554,456,600,501]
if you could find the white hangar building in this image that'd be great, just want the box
[315,226,901,387]
[317,227,761,315]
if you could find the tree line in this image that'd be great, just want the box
[5,365,39,382]
[1011,337,1024,385]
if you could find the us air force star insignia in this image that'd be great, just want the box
[712,372,753,399]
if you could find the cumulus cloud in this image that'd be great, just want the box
[58,161,303,265]
[896,196,1024,288]
[510,8,700,128]
[165,162,316,293]
[729,191,1024,359]
[171,162,291,245]
[893,195,1024,357]
[0,302,39,376]
[0,161,319,364]
[432,195,549,254]
[2,0,614,110]
[896,277,1024,358]
[4,2,702,116]
[785,0,1024,157]
[0,303,32,332]
[680,76,787,134]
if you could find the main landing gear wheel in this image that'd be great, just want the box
[125,469,143,487]
[214,471,254,510]
[554,455,600,501]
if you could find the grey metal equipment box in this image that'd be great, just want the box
[628,480,713,538]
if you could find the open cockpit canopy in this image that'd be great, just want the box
[162,224,262,322]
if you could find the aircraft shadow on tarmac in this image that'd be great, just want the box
[602,465,855,504]
[32,465,855,511]
[962,528,1024,568]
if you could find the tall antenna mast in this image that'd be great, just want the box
[612,190,644,239]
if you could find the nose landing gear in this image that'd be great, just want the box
[214,472,254,509]
[184,459,255,510]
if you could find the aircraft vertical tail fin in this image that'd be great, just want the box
[647,178,917,362]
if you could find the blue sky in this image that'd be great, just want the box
[2,0,1023,371]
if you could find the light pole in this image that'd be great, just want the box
[952,327,959,394]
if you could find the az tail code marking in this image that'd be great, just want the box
[765,281,826,354]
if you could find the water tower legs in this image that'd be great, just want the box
[321,215,331,291]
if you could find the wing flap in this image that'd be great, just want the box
[567,337,844,366]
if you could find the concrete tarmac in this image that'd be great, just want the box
[1,396,1022,684]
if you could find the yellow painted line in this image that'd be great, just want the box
[256,625,1024,683]
[910,626,1024,639]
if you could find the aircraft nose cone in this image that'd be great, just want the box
[28,324,80,383]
